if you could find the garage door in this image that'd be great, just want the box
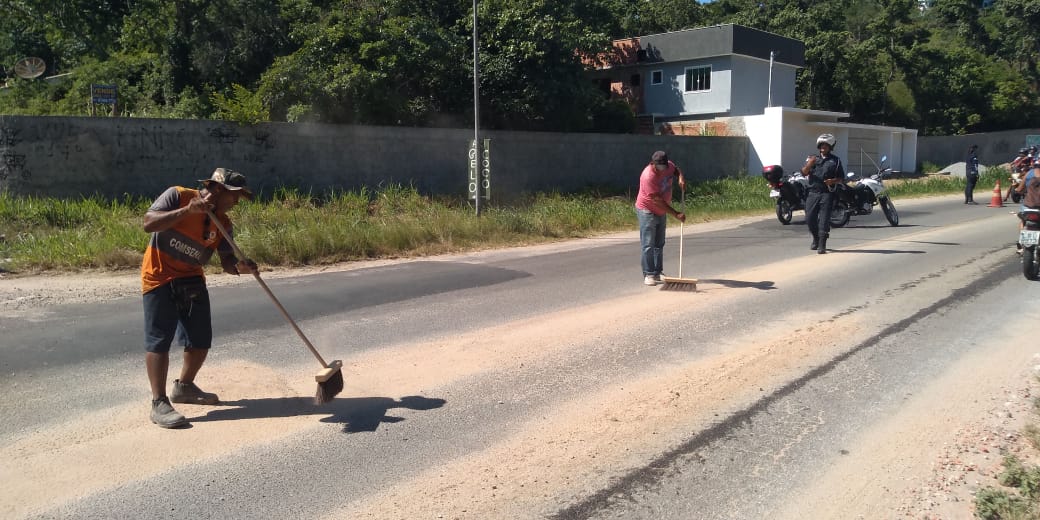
[847,134,880,176]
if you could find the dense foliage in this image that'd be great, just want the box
[1,0,1036,135]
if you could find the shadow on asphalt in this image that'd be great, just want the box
[828,249,926,254]
[696,279,777,290]
[190,395,447,433]
[840,223,924,229]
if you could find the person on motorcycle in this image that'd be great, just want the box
[800,133,845,254]
[1014,158,1040,254]
[1012,148,1030,174]
[965,144,980,204]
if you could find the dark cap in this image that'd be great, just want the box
[651,151,669,165]
[200,168,253,199]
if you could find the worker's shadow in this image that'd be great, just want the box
[696,279,776,291]
[191,395,447,433]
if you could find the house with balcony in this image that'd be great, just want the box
[588,23,917,176]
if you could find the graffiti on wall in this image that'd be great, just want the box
[209,126,240,144]
[0,126,29,188]
[1,126,22,146]
[0,153,30,181]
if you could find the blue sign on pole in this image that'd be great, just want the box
[90,84,117,105]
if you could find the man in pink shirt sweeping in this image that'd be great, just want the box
[635,150,687,286]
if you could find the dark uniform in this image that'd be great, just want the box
[965,145,979,204]
[804,153,844,253]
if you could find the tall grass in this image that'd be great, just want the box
[0,194,148,271]
[0,172,982,274]
[887,166,1007,198]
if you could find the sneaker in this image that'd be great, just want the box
[644,275,657,286]
[653,274,663,284]
[170,379,219,405]
[151,397,188,428]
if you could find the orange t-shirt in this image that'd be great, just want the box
[140,187,232,294]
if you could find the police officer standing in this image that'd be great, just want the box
[965,144,980,204]
[800,133,845,254]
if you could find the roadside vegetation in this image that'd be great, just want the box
[974,384,1040,520]
[0,168,1006,274]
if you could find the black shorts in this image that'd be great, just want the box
[143,277,212,353]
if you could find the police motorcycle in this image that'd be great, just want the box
[762,164,810,224]
[830,155,899,227]
[762,165,848,227]
[1019,208,1040,280]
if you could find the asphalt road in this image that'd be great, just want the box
[2,194,1035,519]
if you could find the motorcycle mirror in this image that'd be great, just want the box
[881,155,888,163]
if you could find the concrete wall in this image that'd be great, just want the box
[0,115,750,200]
[917,128,1040,169]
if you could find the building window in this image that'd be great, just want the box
[684,66,711,92]
[630,74,640,87]
[651,70,663,85]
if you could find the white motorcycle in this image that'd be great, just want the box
[831,155,899,227]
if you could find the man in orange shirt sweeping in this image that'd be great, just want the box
[140,168,257,428]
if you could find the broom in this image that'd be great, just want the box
[660,187,698,291]
[205,209,343,404]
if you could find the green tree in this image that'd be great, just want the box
[602,0,707,37]
[257,0,470,125]
[476,0,613,131]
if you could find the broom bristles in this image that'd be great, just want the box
[659,277,698,291]
[315,369,343,404]
[314,360,344,405]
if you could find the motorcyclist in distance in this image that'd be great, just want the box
[1012,148,1030,174]
[1014,157,1040,254]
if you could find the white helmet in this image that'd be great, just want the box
[816,133,836,148]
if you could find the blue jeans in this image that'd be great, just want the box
[637,209,667,276]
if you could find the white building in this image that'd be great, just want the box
[589,23,918,176]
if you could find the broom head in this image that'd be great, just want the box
[659,276,698,291]
[314,359,344,405]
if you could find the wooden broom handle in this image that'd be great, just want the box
[205,209,330,368]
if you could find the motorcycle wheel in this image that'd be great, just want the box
[881,197,899,226]
[776,200,793,225]
[1024,246,1039,280]
[830,201,850,228]
[1013,192,1023,204]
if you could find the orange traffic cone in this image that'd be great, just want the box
[988,179,1004,207]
